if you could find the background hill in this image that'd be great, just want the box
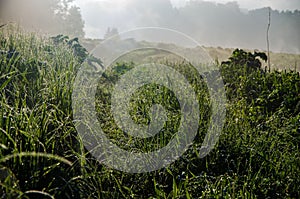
[81,38,300,71]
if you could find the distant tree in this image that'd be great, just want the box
[63,5,85,37]
[0,0,85,37]
[104,27,120,40]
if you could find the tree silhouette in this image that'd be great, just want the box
[0,0,85,37]
[104,27,120,40]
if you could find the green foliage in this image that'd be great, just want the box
[0,32,299,198]
[51,34,102,67]
[220,49,267,100]
[222,49,267,69]
[0,31,81,198]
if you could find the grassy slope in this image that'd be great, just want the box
[81,38,300,71]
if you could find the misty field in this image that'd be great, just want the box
[0,29,300,199]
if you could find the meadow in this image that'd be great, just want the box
[0,28,299,198]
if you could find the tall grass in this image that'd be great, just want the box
[0,28,82,198]
[0,28,299,198]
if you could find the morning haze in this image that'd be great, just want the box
[77,0,300,53]
[1,0,299,53]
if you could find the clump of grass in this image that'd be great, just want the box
[0,28,83,198]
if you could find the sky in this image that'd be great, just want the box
[71,0,300,53]
[177,0,300,10]
[1,0,298,53]
[74,0,300,11]
[73,0,300,39]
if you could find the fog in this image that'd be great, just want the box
[0,0,85,37]
[1,0,299,53]
[76,0,300,53]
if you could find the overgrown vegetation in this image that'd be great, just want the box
[0,30,299,198]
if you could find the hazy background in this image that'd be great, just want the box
[1,0,299,53]
[74,0,300,53]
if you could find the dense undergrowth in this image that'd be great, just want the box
[0,30,299,198]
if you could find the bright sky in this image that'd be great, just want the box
[74,0,300,11]
[73,0,300,41]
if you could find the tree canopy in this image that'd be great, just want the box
[0,0,85,37]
